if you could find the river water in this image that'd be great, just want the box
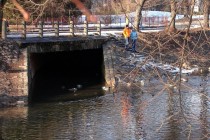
[0,74,209,140]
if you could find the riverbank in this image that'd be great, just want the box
[0,29,209,107]
[139,29,210,68]
[109,29,209,93]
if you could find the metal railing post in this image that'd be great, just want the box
[55,21,59,37]
[38,21,43,38]
[22,21,26,39]
[2,20,7,39]
[69,20,74,36]
[84,20,88,36]
[97,21,101,36]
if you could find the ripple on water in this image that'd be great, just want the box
[0,76,209,140]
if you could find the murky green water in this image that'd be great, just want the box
[0,75,209,140]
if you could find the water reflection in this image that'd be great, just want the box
[0,75,209,140]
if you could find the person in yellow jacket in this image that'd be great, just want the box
[123,25,131,50]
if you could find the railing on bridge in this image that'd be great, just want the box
[1,20,102,39]
[2,14,171,39]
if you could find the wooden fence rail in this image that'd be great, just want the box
[1,20,102,39]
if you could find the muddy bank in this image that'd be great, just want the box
[111,29,209,92]
[139,29,210,68]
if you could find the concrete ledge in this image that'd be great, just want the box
[103,42,116,91]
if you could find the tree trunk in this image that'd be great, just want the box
[183,0,189,18]
[167,0,177,32]
[126,5,130,25]
[185,0,195,37]
[203,0,209,28]
[134,0,146,31]
[0,7,3,37]
[0,0,7,38]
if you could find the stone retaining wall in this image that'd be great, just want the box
[0,42,28,107]
[102,42,116,92]
[0,37,114,107]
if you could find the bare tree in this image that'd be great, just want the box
[0,0,30,37]
[0,0,7,35]
[182,0,190,18]
[185,0,195,37]
[134,0,147,31]
[167,0,177,32]
[203,0,209,28]
[0,0,95,37]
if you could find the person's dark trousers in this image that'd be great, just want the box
[131,39,136,52]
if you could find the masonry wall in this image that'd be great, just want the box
[0,48,28,107]
[0,37,116,107]
[103,42,116,91]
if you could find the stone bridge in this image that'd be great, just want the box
[2,36,116,106]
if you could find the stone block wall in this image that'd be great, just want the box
[0,36,109,107]
[0,48,28,107]
[103,42,116,92]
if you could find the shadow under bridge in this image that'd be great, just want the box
[18,37,109,103]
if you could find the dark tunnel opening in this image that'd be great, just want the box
[29,49,105,103]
